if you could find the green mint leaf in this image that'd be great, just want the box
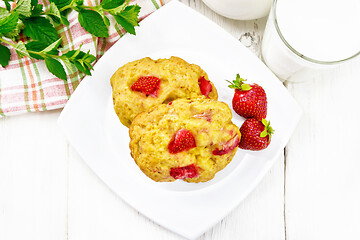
[29,0,43,16]
[30,4,44,16]
[26,40,59,60]
[23,17,59,45]
[4,20,24,39]
[0,43,11,67]
[83,52,96,63]
[13,0,32,17]
[25,42,45,59]
[1,7,23,38]
[73,60,90,75]
[0,12,19,34]
[78,10,109,38]
[45,58,67,80]
[73,0,83,7]
[47,2,61,20]
[47,14,60,24]
[63,49,96,75]
[3,1,12,11]
[49,0,72,10]
[61,57,76,74]
[117,5,140,26]
[64,49,81,59]
[60,14,69,25]
[31,0,38,6]
[97,9,110,26]
[26,41,47,50]
[41,38,62,53]
[26,39,61,52]
[101,0,125,10]
[113,15,134,35]
[15,41,30,58]
[0,7,10,18]
[103,14,110,26]
[113,5,140,35]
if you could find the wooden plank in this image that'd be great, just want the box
[285,60,360,239]
[0,110,67,240]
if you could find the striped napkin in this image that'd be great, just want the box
[0,0,163,117]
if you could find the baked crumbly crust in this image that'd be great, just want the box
[111,56,218,127]
[129,98,240,183]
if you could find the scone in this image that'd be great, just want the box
[129,98,240,183]
[111,57,218,127]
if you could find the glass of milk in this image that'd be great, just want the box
[261,0,360,82]
[202,0,273,20]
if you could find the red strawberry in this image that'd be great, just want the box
[239,118,274,151]
[168,129,196,154]
[227,74,267,120]
[170,164,199,179]
[131,76,161,96]
[212,134,240,155]
[198,76,212,97]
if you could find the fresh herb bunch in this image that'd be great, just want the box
[0,0,141,80]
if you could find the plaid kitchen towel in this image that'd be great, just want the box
[0,0,163,117]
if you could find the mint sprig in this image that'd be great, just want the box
[0,37,96,80]
[0,0,142,79]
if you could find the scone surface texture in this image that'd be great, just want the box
[111,57,218,127]
[129,98,240,183]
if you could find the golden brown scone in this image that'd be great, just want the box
[129,98,240,183]
[111,57,218,127]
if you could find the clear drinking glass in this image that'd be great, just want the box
[261,0,360,82]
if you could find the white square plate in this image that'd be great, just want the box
[58,1,302,239]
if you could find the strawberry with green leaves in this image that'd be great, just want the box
[239,118,274,151]
[227,74,267,120]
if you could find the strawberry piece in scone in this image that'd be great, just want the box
[198,76,213,97]
[168,129,197,154]
[212,134,240,155]
[170,164,199,179]
[131,76,161,96]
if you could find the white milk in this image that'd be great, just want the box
[262,0,360,81]
[202,0,273,20]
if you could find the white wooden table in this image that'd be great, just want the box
[1,1,360,239]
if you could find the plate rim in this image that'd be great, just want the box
[58,1,302,239]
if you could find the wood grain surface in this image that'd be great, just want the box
[1,0,360,239]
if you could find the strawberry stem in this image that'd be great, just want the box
[260,119,274,139]
[227,74,252,91]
